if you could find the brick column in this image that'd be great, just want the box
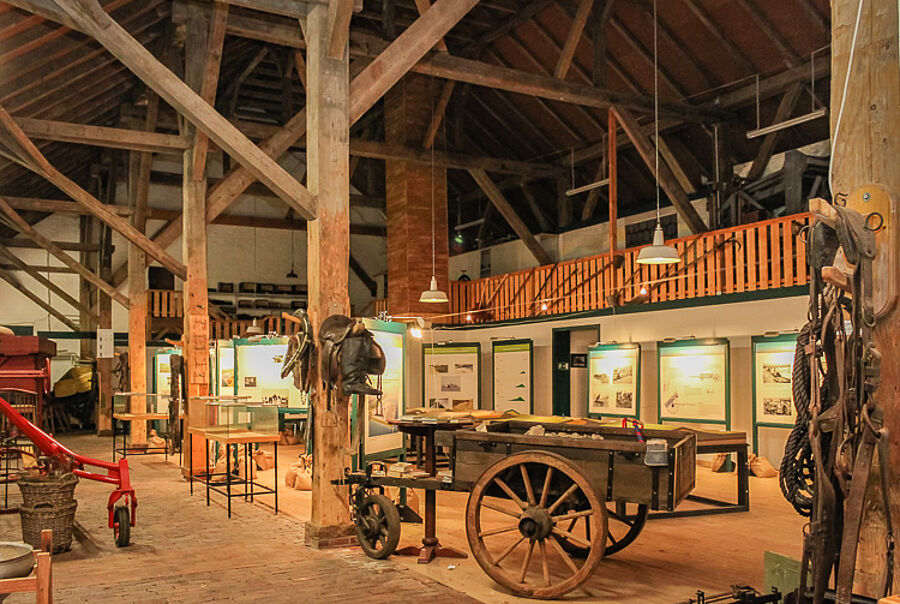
[385,74,449,316]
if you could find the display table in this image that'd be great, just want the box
[390,419,473,564]
[188,427,279,518]
[650,428,749,518]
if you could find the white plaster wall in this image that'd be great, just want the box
[407,294,807,463]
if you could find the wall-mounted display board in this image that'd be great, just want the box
[423,342,481,411]
[492,339,533,414]
[152,348,179,413]
[214,340,235,396]
[587,343,640,419]
[752,333,798,453]
[233,337,305,409]
[658,338,730,427]
[357,319,406,459]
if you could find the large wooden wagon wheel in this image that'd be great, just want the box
[559,502,648,557]
[465,451,608,599]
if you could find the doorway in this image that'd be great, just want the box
[551,325,601,417]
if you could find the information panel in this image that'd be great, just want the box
[752,334,798,449]
[658,338,730,425]
[360,319,406,457]
[492,340,533,414]
[587,343,640,419]
[215,340,235,396]
[152,348,179,413]
[234,337,305,409]
[423,342,481,411]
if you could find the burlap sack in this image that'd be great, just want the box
[749,454,778,478]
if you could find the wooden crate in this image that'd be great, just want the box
[442,421,695,511]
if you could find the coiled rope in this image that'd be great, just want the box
[780,324,816,516]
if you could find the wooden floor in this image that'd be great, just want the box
[1,435,805,603]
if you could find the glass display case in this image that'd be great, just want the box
[203,400,279,438]
[112,392,171,416]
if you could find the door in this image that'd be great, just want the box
[552,329,571,416]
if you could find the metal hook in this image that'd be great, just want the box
[864,211,884,232]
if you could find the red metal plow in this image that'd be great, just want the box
[1,395,137,547]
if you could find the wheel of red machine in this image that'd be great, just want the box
[465,451,608,600]
[355,493,400,559]
[113,505,130,548]
[559,502,648,557]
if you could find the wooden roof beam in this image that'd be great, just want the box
[468,168,554,266]
[680,0,756,76]
[0,242,98,320]
[555,0,595,79]
[610,105,707,233]
[0,196,130,308]
[14,116,189,154]
[733,0,802,68]
[0,196,132,216]
[0,105,188,280]
[746,82,804,181]
[0,265,80,331]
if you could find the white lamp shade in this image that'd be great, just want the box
[419,275,449,303]
[636,225,680,265]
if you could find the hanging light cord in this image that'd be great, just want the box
[828,0,865,197]
[653,0,660,226]
[430,83,437,278]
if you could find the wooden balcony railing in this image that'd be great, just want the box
[148,290,183,319]
[443,213,811,325]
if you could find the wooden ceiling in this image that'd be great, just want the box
[0,0,832,248]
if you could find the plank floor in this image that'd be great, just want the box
[0,434,805,603]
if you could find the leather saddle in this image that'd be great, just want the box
[318,315,385,407]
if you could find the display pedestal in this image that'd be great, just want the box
[303,521,357,550]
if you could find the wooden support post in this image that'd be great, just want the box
[608,108,618,265]
[180,4,216,475]
[78,215,95,358]
[96,221,113,435]
[830,0,900,594]
[305,2,354,549]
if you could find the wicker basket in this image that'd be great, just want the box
[20,500,77,553]
[16,473,78,508]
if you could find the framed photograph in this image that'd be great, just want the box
[587,343,640,419]
[492,339,533,414]
[657,338,730,427]
[423,342,481,411]
[570,353,587,368]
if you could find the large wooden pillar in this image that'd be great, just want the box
[305,2,353,549]
[385,74,449,316]
[830,0,900,595]
[178,5,219,473]
[96,219,113,435]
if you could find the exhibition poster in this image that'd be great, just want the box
[753,335,797,426]
[492,340,532,414]
[423,343,480,411]
[362,320,405,457]
[658,339,729,424]
[588,343,640,418]
[216,341,235,396]
[234,338,305,408]
[153,349,178,413]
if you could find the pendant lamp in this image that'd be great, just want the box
[636,0,681,266]
[420,85,448,304]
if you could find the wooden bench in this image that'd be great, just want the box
[0,529,53,603]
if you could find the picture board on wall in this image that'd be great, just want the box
[357,319,406,459]
[752,333,798,453]
[657,338,730,427]
[492,339,533,414]
[215,340,235,396]
[233,337,306,410]
[423,342,481,411]
[587,343,640,419]
[152,348,179,413]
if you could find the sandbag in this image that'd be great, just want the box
[749,454,778,478]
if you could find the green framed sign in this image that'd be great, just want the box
[152,348,179,413]
[354,319,407,460]
[751,333,798,453]
[492,339,533,414]
[587,342,640,420]
[657,338,730,428]
[233,336,306,410]
[214,339,235,397]
[422,342,481,411]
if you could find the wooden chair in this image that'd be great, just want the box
[0,528,53,603]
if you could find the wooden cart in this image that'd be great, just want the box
[341,420,696,599]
